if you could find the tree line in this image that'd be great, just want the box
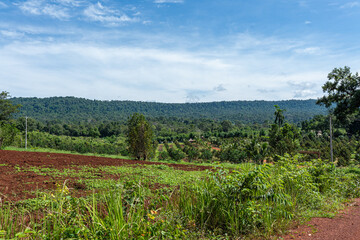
[10,96,326,124]
[1,66,360,165]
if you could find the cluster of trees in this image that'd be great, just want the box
[11,96,326,124]
[0,91,20,149]
[1,66,360,166]
[15,117,125,138]
[18,132,128,155]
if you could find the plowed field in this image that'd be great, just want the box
[0,150,211,201]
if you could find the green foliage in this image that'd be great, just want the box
[269,123,300,157]
[1,156,360,239]
[317,66,360,123]
[268,106,301,157]
[200,148,213,161]
[19,131,127,155]
[176,155,360,238]
[127,113,154,160]
[274,105,286,127]
[0,123,18,149]
[219,143,247,163]
[244,138,269,163]
[0,91,20,123]
[0,91,20,149]
[167,148,186,161]
[11,96,326,124]
[158,150,170,160]
[220,120,233,132]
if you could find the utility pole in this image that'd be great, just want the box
[329,114,333,163]
[25,116,28,149]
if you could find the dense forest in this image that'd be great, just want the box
[11,97,326,123]
[3,86,358,166]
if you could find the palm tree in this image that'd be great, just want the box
[274,105,286,127]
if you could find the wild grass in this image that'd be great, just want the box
[4,146,133,160]
[0,155,359,239]
[4,146,249,169]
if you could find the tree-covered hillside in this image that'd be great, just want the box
[11,97,326,123]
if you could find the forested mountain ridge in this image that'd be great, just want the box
[10,97,327,123]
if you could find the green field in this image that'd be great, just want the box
[1,151,359,239]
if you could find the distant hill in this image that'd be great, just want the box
[10,97,327,123]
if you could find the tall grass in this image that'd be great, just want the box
[1,155,360,239]
[175,155,360,238]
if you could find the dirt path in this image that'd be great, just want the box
[281,198,360,240]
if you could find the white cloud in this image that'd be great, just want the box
[0,42,231,102]
[42,5,70,19]
[287,81,319,98]
[0,31,358,102]
[294,47,321,55]
[0,30,25,38]
[0,1,7,8]
[340,2,360,8]
[54,0,84,7]
[213,84,226,92]
[83,2,137,25]
[154,0,184,3]
[19,0,70,20]
[305,20,312,24]
[233,33,302,54]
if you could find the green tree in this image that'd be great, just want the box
[269,123,300,156]
[0,123,17,149]
[127,113,154,160]
[274,105,286,127]
[317,66,360,122]
[0,91,20,123]
[221,120,233,132]
[0,91,20,149]
[269,106,300,156]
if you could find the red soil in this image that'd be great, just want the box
[0,150,211,201]
[281,198,360,240]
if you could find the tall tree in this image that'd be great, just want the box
[0,91,20,123]
[317,66,360,122]
[0,91,20,149]
[269,106,300,156]
[274,105,285,127]
[127,113,154,160]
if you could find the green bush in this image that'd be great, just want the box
[176,155,360,237]
[168,148,186,161]
[158,151,169,160]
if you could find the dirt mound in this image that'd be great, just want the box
[0,150,211,201]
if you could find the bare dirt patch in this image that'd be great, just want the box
[0,150,211,201]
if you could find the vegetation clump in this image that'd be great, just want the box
[1,155,359,239]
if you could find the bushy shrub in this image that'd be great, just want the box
[177,155,360,237]
[168,148,186,161]
[158,151,169,160]
[219,147,247,163]
[200,149,213,161]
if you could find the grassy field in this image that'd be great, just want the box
[4,146,246,169]
[0,150,360,239]
[5,146,133,160]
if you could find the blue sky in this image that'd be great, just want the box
[1,0,360,102]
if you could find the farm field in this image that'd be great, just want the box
[0,150,210,201]
[1,149,360,239]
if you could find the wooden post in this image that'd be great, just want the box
[329,114,333,163]
[25,116,28,149]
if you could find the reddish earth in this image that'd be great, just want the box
[0,150,212,201]
[3,150,360,239]
[281,198,360,240]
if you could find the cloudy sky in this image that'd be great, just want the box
[0,0,360,102]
